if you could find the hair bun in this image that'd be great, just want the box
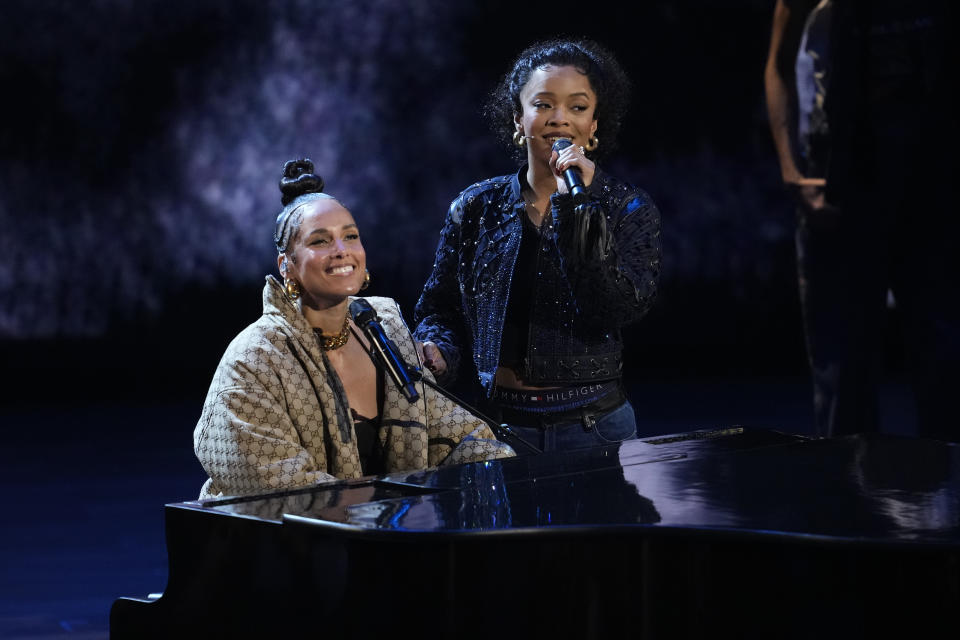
[279,158,324,206]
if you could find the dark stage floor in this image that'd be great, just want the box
[0,377,918,639]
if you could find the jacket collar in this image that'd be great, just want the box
[509,165,526,202]
[509,163,605,203]
[262,275,322,352]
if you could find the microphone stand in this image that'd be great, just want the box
[349,324,541,454]
[406,365,542,455]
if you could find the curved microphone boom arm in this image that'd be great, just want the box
[348,299,541,454]
[408,368,542,455]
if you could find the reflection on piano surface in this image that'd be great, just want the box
[112,428,960,639]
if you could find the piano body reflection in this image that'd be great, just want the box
[112,428,960,639]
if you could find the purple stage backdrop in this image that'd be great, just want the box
[0,0,817,396]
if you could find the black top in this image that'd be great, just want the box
[351,371,385,476]
[499,213,541,374]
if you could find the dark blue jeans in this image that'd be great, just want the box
[507,401,637,454]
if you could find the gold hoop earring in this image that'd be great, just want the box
[284,278,301,300]
[585,136,599,152]
[513,130,526,147]
[360,269,371,291]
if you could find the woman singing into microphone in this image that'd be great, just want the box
[194,159,513,499]
[414,38,661,452]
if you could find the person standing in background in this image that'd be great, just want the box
[764,0,959,440]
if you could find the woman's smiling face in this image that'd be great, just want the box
[283,198,366,307]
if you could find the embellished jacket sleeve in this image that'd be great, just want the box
[413,194,472,384]
[551,182,661,328]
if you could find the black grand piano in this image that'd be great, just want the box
[112,428,959,639]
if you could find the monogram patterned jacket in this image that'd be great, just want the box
[195,276,514,499]
[413,167,661,394]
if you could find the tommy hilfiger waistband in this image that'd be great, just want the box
[492,379,621,414]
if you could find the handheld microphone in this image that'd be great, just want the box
[552,138,587,202]
[348,299,420,403]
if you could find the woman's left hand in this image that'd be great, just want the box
[551,143,595,194]
[417,341,447,377]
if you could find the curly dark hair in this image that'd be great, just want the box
[484,38,632,164]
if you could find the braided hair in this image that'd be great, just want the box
[273,158,334,254]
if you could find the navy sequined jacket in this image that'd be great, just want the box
[413,166,661,396]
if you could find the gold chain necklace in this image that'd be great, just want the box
[314,315,351,351]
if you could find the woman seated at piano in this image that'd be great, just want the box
[194,159,514,499]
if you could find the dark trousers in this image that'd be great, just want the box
[796,122,960,441]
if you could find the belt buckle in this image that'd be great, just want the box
[581,409,595,431]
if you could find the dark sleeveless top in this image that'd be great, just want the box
[351,371,386,476]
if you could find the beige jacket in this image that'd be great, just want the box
[195,276,513,499]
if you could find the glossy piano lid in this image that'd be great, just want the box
[193,429,960,547]
[382,426,805,490]
[197,427,794,520]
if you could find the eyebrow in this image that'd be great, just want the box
[305,223,358,237]
[530,91,593,100]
